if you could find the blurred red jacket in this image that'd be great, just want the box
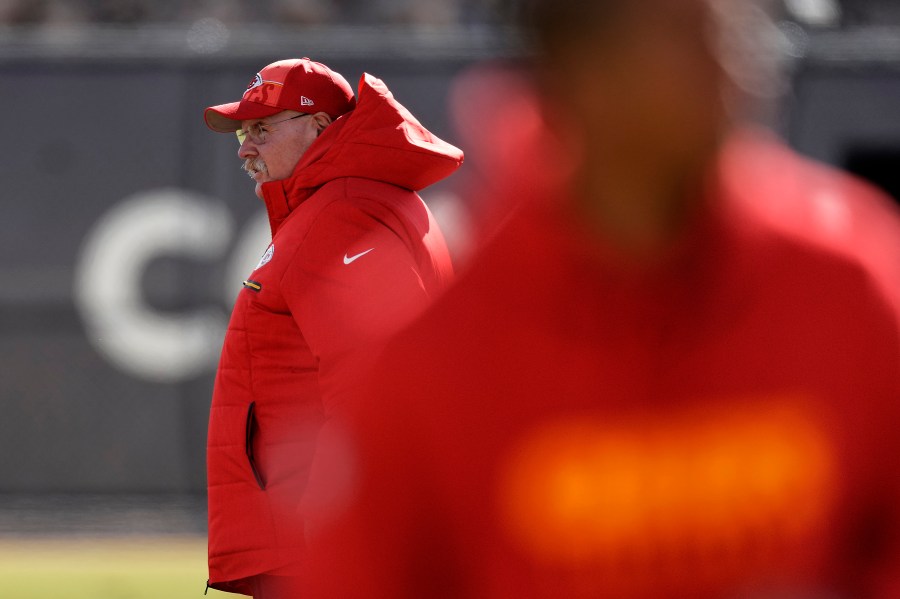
[304,131,900,599]
[206,74,460,594]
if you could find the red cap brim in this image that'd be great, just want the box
[204,100,283,133]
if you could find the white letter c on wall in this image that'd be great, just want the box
[74,188,234,383]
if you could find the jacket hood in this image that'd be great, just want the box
[260,73,464,228]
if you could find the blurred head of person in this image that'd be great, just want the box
[520,0,775,258]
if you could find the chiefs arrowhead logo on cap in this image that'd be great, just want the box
[246,73,263,92]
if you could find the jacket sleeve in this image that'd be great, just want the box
[279,194,438,417]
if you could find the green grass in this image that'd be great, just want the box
[0,536,230,599]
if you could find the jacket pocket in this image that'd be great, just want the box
[245,402,267,490]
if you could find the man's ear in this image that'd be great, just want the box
[311,112,333,133]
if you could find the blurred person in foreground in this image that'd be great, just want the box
[201,57,461,597]
[302,1,900,597]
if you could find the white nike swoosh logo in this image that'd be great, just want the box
[343,248,375,265]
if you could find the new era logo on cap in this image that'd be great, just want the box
[301,96,314,106]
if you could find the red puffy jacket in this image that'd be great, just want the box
[206,73,462,594]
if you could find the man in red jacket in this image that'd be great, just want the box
[303,1,900,597]
[201,57,462,597]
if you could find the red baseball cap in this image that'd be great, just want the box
[204,57,357,132]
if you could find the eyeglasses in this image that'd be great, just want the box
[236,113,309,145]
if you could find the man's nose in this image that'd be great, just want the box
[237,138,256,159]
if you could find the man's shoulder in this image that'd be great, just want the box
[339,176,418,199]
[306,177,422,215]
[280,180,404,230]
[279,179,436,254]
[743,198,898,309]
[722,129,900,308]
